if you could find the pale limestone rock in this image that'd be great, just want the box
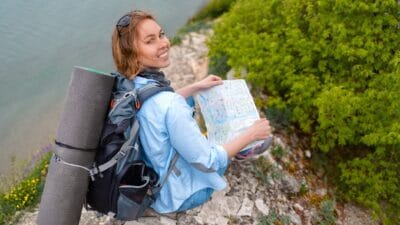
[254,199,269,215]
[293,203,304,212]
[198,192,239,215]
[124,220,143,225]
[160,216,177,225]
[194,215,203,224]
[197,212,229,225]
[288,211,302,225]
[237,198,254,217]
[136,217,161,225]
[223,196,241,215]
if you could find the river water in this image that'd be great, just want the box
[0,0,207,175]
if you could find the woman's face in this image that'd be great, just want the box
[135,19,170,70]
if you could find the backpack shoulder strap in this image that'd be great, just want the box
[135,82,178,191]
[135,82,174,110]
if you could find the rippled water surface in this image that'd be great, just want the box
[0,0,206,174]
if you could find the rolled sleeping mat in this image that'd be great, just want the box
[37,66,115,225]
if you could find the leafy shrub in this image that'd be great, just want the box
[208,0,400,223]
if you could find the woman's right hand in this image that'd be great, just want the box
[223,119,271,158]
[223,118,271,158]
[245,118,271,142]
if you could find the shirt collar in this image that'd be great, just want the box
[133,76,152,85]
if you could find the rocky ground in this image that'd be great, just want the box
[17,31,379,225]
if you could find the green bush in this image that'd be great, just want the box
[208,0,400,223]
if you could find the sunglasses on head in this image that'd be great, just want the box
[116,10,143,36]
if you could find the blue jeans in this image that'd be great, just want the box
[176,164,228,212]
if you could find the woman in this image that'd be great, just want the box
[111,10,271,213]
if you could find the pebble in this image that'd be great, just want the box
[305,150,312,158]
[293,203,304,212]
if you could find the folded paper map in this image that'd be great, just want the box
[196,79,263,151]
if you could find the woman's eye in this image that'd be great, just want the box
[160,31,166,38]
[146,38,155,44]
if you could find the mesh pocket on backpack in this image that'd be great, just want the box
[116,162,155,220]
[117,188,154,220]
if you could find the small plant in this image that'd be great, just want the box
[227,215,239,224]
[259,209,291,225]
[270,166,283,180]
[255,156,284,186]
[0,156,26,194]
[255,156,273,174]
[316,200,337,225]
[255,156,273,185]
[299,180,309,196]
[308,193,326,208]
[271,145,287,160]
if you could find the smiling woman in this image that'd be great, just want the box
[111,11,171,78]
[104,9,271,215]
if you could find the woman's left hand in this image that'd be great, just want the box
[195,75,223,91]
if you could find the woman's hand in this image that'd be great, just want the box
[176,74,223,98]
[223,118,271,158]
[194,75,223,91]
[245,118,271,142]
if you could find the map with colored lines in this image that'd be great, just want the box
[197,79,262,151]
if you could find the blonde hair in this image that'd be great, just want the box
[111,10,155,79]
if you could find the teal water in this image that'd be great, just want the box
[0,0,207,175]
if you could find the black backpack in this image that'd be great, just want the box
[85,77,176,221]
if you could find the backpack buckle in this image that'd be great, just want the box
[89,163,103,181]
[135,100,141,109]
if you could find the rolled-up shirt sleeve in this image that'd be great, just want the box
[165,95,228,173]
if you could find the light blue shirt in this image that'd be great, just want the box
[134,76,229,213]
